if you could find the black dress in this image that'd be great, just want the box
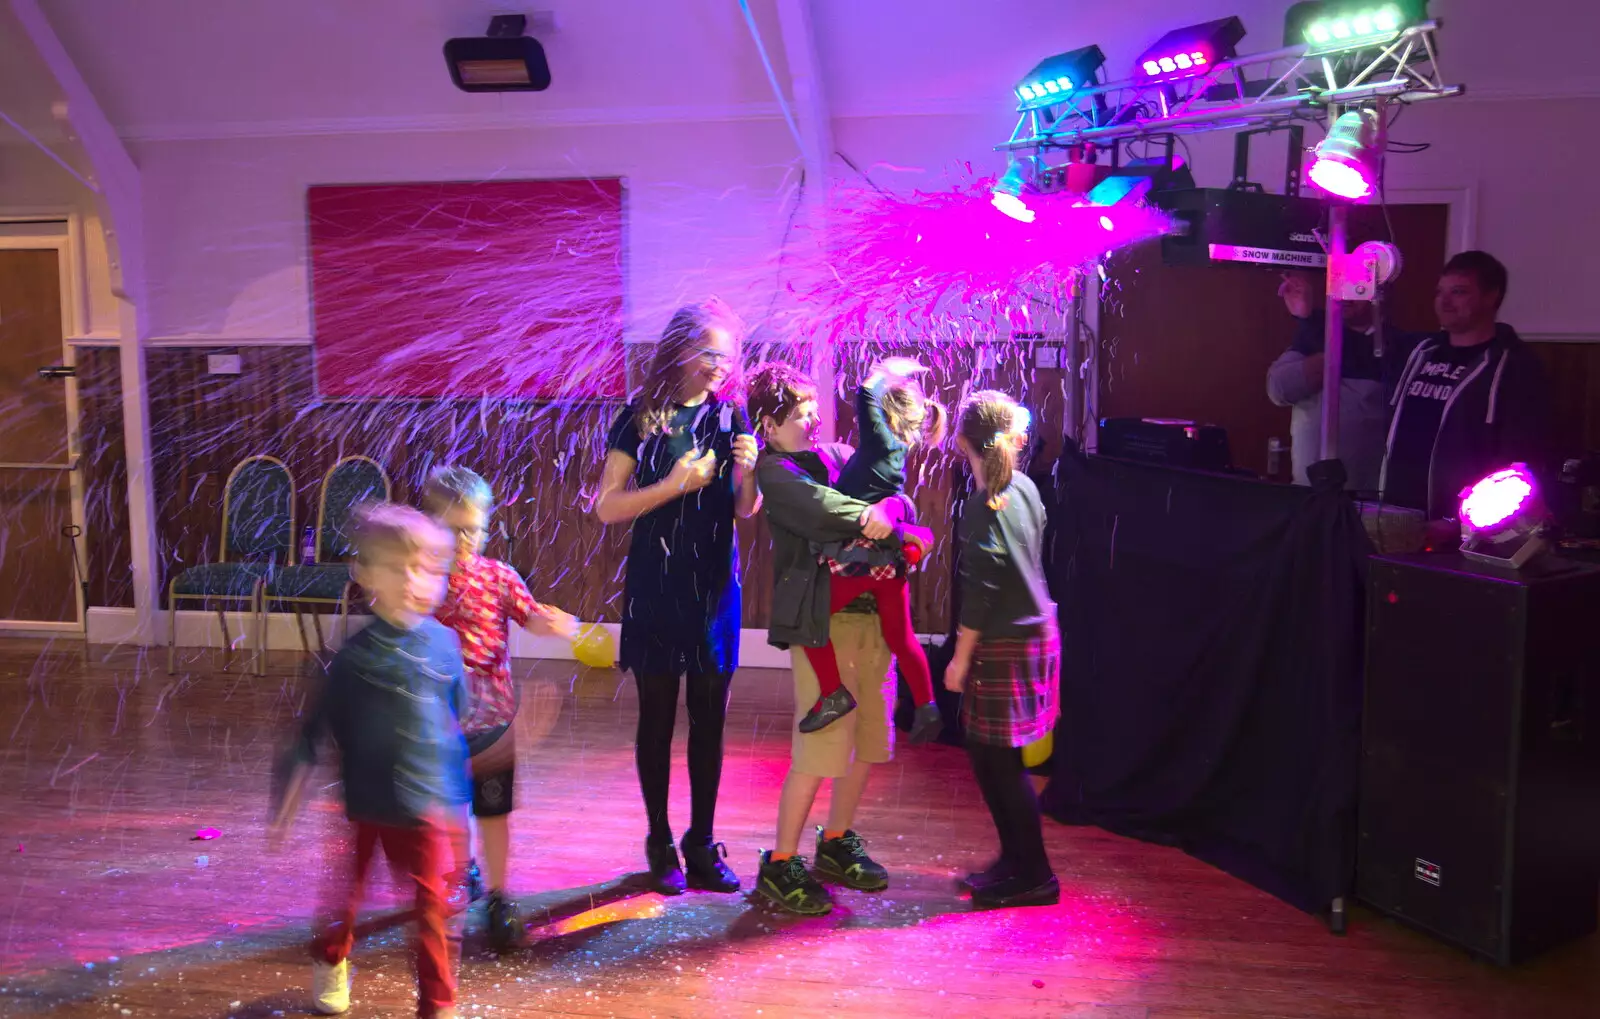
[606,395,747,678]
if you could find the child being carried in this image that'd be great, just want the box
[800,357,945,742]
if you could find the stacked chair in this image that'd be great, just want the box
[167,455,295,674]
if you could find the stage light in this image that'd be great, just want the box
[992,192,1036,223]
[1295,1,1426,56]
[1014,46,1106,110]
[1458,464,1552,569]
[445,14,552,93]
[992,158,1036,222]
[1099,215,1115,231]
[1308,108,1380,201]
[1134,17,1244,83]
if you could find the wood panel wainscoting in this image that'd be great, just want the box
[72,341,1080,638]
[70,334,1600,638]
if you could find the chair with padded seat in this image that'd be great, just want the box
[167,455,294,674]
[259,455,389,669]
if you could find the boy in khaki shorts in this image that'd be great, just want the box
[746,362,930,916]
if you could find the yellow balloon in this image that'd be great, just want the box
[1021,730,1054,769]
[571,623,617,669]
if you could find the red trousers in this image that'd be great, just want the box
[802,575,934,706]
[311,816,468,1019]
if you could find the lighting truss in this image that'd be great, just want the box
[998,20,1459,176]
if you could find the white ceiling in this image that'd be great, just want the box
[2,0,1596,144]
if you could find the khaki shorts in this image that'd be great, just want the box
[790,611,896,779]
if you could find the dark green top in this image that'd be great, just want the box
[757,442,900,649]
[959,473,1055,637]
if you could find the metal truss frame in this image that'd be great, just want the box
[998,20,1461,174]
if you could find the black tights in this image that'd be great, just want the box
[966,740,1052,882]
[635,670,732,847]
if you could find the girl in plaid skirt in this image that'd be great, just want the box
[944,390,1061,909]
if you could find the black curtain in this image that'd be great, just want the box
[1040,449,1371,914]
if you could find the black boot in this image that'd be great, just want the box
[645,838,686,895]
[681,837,740,892]
[971,872,1060,909]
[959,857,1012,891]
[907,702,942,745]
[798,687,857,733]
[485,890,522,953]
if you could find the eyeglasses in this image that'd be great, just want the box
[692,348,733,366]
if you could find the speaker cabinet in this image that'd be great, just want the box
[1359,554,1600,964]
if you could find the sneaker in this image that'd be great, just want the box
[798,687,857,733]
[756,850,833,916]
[971,873,1060,909]
[814,828,890,891]
[645,839,687,895]
[485,890,521,953]
[681,837,741,892]
[465,859,485,903]
[311,958,350,1015]
[907,702,942,744]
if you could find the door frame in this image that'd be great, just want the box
[1383,184,1477,255]
[0,213,91,634]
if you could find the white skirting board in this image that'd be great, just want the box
[80,608,943,670]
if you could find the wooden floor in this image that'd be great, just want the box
[0,641,1596,1019]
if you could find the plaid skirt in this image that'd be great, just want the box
[961,624,1061,748]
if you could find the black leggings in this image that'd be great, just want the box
[966,740,1052,882]
[635,669,732,846]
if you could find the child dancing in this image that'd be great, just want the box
[422,465,578,953]
[270,504,471,1018]
[799,357,946,742]
[943,390,1062,909]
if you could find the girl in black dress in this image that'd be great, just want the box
[595,298,761,894]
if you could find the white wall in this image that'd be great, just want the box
[9,0,1596,344]
[0,140,123,338]
[131,119,803,344]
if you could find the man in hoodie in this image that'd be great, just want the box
[1380,251,1554,528]
[1266,271,1399,493]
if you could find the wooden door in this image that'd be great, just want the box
[1098,203,1450,477]
[0,249,78,623]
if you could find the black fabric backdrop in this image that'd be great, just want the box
[1039,450,1371,914]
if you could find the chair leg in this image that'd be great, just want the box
[255,583,268,676]
[167,588,178,675]
[217,602,231,672]
[339,584,353,645]
[310,610,326,655]
[293,610,310,656]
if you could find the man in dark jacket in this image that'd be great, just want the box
[1380,251,1554,527]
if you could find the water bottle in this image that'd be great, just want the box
[1267,437,1285,480]
[301,526,316,564]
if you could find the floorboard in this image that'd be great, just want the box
[0,640,1595,1018]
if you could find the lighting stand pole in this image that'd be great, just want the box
[1319,205,1347,464]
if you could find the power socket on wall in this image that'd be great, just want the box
[207,354,242,375]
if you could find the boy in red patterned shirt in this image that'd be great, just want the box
[422,466,577,952]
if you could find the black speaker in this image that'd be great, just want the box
[1358,553,1600,964]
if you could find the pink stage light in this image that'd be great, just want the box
[991,191,1036,223]
[1308,157,1374,200]
[1460,466,1536,533]
[1098,215,1115,231]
